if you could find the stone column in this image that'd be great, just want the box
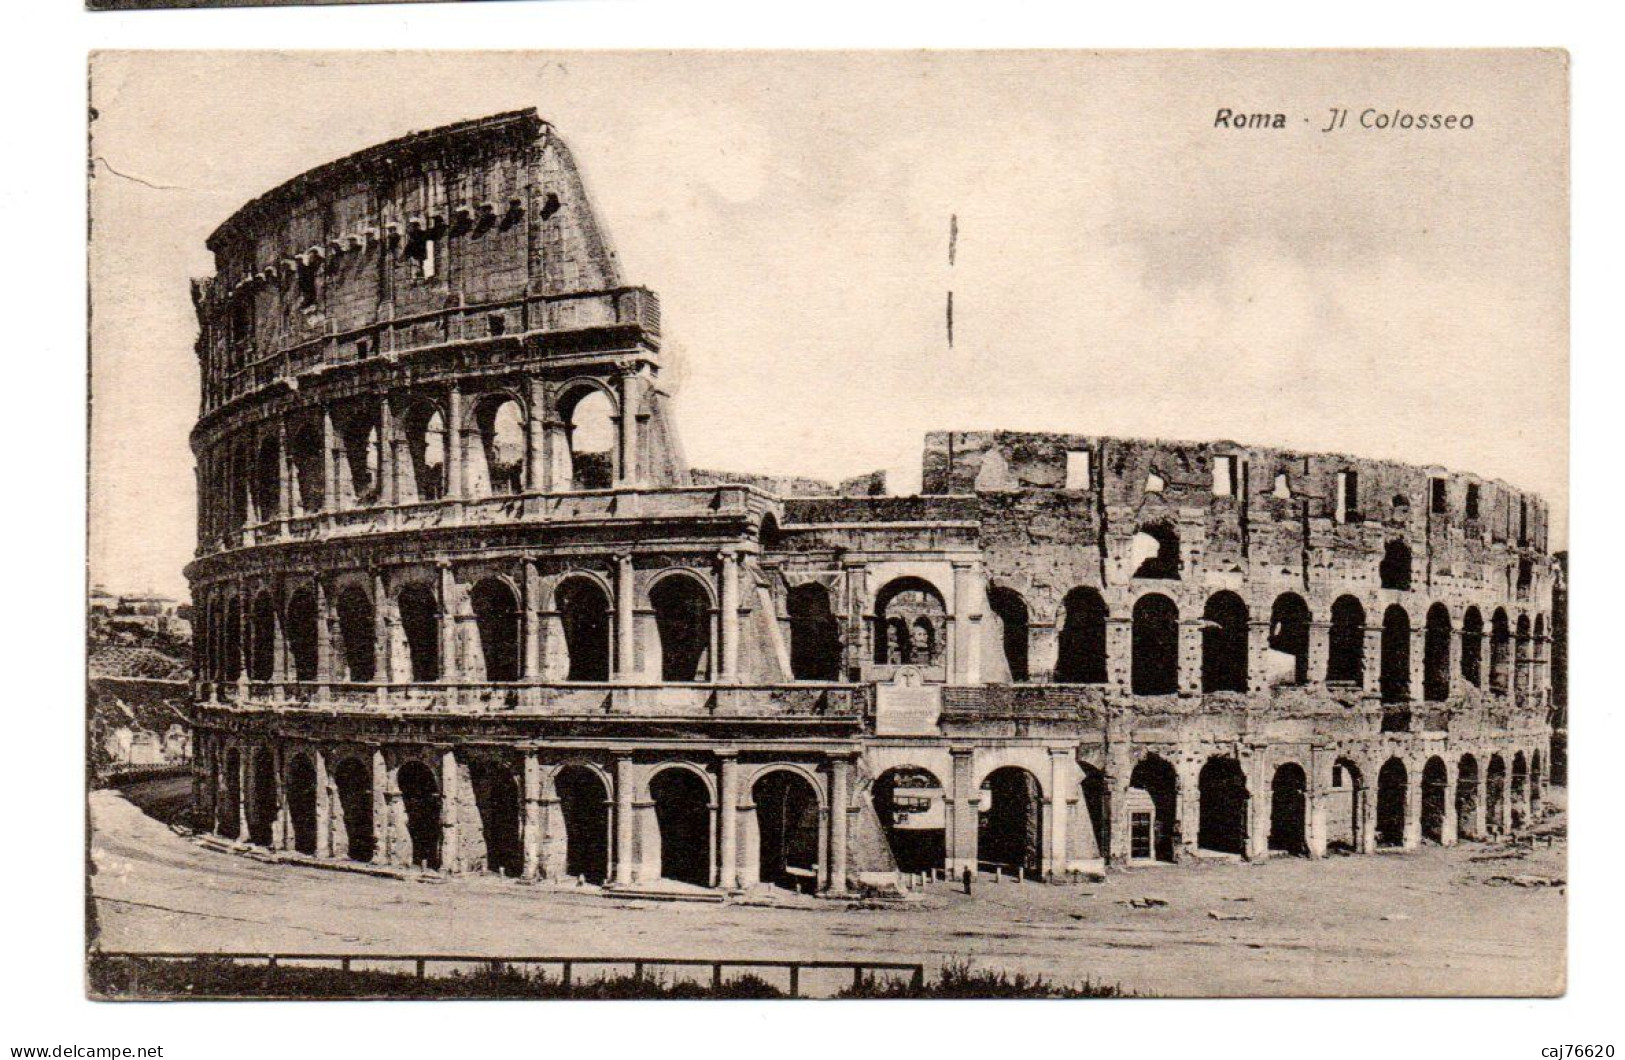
[1362,627,1383,697]
[1247,619,1272,694]
[1402,758,1423,850]
[314,577,333,691]
[313,747,333,858]
[235,580,250,693]
[1305,753,1328,858]
[615,554,637,680]
[1440,760,1459,847]
[1047,749,1070,877]
[1177,620,1203,696]
[1244,754,1270,861]
[1105,748,1133,864]
[235,745,250,840]
[276,419,292,525]
[613,755,636,886]
[525,377,549,494]
[1307,621,1331,688]
[1105,616,1132,692]
[522,558,542,681]
[522,751,543,879]
[828,755,851,894]
[321,410,338,514]
[1356,770,1377,854]
[439,748,461,873]
[616,368,641,487]
[947,748,978,875]
[445,386,464,500]
[437,562,456,682]
[372,571,391,687]
[371,748,392,866]
[1464,768,1486,840]
[272,744,291,850]
[719,552,740,682]
[717,753,739,890]
[379,396,398,509]
[1028,621,1058,684]
[1409,629,1426,704]
[1176,758,1200,859]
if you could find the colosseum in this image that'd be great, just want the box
[185,109,1557,896]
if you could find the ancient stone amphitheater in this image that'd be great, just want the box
[186,109,1556,895]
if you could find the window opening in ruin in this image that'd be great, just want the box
[405,233,438,279]
[333,757,374,862]
[1201,591,1249,693]
[1489,609,1511,694]
[1424,603,1452,702]
[1131,593,1179,695]
[397,583,441,682]
[471,579,522,683]
[1130,756,1179,862]
[556,577,611,681]
[649,768,712,886]
[789,583,843,681]
[220,749,242,840]
[287,754,319,856]
[1336,470,1359,522]
[488,313,506,337]
[296,258,320,308]
[230,297,254,347]
[405,406,447,502]
[1272,471,1291,499]
[1065,449,1093,490]
[1517,558,1533,597]
[471,761,523,877]
[979,767,1044,877]
[1327,758,1364,851]
[284,589,320,682]
[1519,499,1529,546]
[1466,482,1481,521]
[1212,455,1238,497]
[336,586,376,682]
[475,398,526,496]
[1380,605,1411,703]
[1486,755,1507,834]
[249,593,277,682]
[1421,757,1448,844]
[1267,593,1310,685]
[1054,587,1108,684]
[754,771,822,893]
[222,598,242,683]
[1197,756,1248,856]
[396,760,442,869]
[337,407,381,507]
[561,388,616,491]
[287,427,325,515]
[873,578,947,669]
[1455,754,1481,840]
[539,192,562,220]
[1375,758,1408,848]
[248,749,278,847]
[1131,522,1180,579]
[651,576,712,682]
[872,767,946,874]
[252,437,281,524]
[1431,478,1449,515]
[985,587,1030,682]
[1145,470,1165,493]
[1268,762,1308,856]
[1332,765,1345,788]
[1461,607,1484,687]
[1327,595,1365,685]
[1379,539,1412,591]
[555,766,610,883]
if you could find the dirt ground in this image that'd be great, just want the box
[89,780,1566,998]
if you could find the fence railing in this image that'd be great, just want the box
[91,950,925,999]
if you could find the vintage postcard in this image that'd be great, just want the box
[87,50,1568,1000]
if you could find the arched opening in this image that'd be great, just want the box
[1421,756,1448,844]
[333,757,373,862]
[1132,593,1179,695]
[650,575,712,682]
[753,770,821,892]
[221,597,242,683]
[985,587,1031,683]
[1515,615,1532,695]
[1380,539,1413,591]
[284,588,320,682]
[1267,593,1311,686]
[873,578,947,668]
[1424,604,1452,702]
[470,578,522,683]
[1201,591,1249,693]
[334,403,381,507]
[1460,607,1484,688]
[1511,751,1529,828]
[220,748,242,839]
[396,760,442,869]
[403,404,447,503]
[1490,609,1512,694]
[286,425,325,515]
[1455,754,1480,841]
[1268,762,1308,856]
[561,388,616,491]
[473,396,526,496]
[649,768,712,886]
[286,753,319,856]
[1197,756,1248,856]
[1487,754,1508,833]
[336,586,376,682]
[556,577,611,681]
[1380,605,1411,703]
[1131,522,1181,579]
[470,761,522,877]
[555,765,610,883]
[247,749,278,847]
[1326,758,1364,852]
[788,583,842,681]
[1054,587,1108,684]
[871,767,945,874]
[1128,755,1179,862]
[252,436,281,523]
[1375,758,1408,848]
[249,593,278,682]
[1328,595,1366,685]
[978,767,1043,876]
[1530,749,1544,813]
[397,583,440,682]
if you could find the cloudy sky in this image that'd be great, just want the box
[89,50,1567,598]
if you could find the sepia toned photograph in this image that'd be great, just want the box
[86,49,1568,1001]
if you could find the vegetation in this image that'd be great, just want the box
[839,959,1135,999]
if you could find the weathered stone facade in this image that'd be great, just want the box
[187,110,1555,894]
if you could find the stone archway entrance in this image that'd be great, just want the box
[753,770,821,892]
[1198,756,1248,856]
[650,768,712,886]
[556,765,610,883]
[396,760,442,869]
[1268,762,1308,856]
[872,767,946,874]
[978,767,1043,876]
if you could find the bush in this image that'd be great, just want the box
[838,959,1134,999]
